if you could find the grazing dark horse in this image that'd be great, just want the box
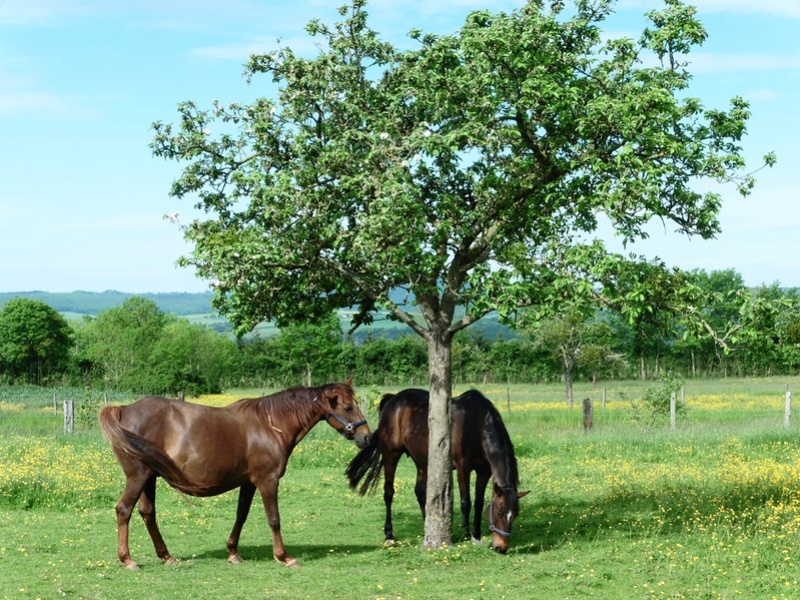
[346,388,527,553]
[99,380,370,570]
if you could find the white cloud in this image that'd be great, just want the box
[749,88,781,101]
[0,91,69,113]
[190,34,326,62]
[687,52,800,73]
[0,90,101,117]
[0,0,104,26]
[693,0,800,18]
[618,0,800,17]
[0,201,26,221]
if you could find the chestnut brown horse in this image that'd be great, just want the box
[99,380,370,570]
[345,388,527,553]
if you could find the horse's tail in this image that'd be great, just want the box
[345,427,384,496]
[99,406,205,494]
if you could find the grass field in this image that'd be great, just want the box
[3,378,800,599]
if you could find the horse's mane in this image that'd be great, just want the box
[232,385,325,426]
[460,390,519,491]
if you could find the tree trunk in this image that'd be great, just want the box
[424,331,454,549]
[564,368,574,407]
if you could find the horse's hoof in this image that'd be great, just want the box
[163,557,179,566]
[228,555,244,565]
[284,558,300,568]
[471,537,484,546]
[124,562,140,571]
[383,539,395,547]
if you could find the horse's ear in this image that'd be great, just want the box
[325,392,339,410]
[517,490,530,499]
[345,375,354,387]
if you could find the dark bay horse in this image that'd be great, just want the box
[345,388,527,553]
[99,380,370,570]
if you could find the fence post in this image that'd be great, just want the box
[53,392,57,415]
[63,400,74,434]
[506,388,511,412]
[670,392,676,433]
[785,387,792,429]
[582,397,593,433]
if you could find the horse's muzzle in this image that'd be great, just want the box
[353,430,371,449]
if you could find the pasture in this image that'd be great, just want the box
[3,378,800,599]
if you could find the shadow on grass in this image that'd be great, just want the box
[505,480,797,557]
[189,542,383,564]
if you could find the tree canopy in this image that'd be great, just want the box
[151,0,772,548]
[0,298,73,385]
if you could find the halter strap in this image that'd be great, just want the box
[326,412,367,434]
[488,487,516,538]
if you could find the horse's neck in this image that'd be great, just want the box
[489,457,514,490]
[259,391,327,444]
[484,425,516,491]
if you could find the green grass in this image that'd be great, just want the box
[4,379,800,598]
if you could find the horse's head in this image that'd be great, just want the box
[321,379,371,449]
[487,483,529,554]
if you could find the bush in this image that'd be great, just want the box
[630,375,686,426]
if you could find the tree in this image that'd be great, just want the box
[148,320,238,395]
[596,257,693,380]
[678,269,747,375]
[270,313,344,385]
[151,0,771,548]
[0,298,74,385]
[530,309,616,405]
[81,297,168,391]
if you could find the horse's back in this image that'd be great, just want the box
[379,389,429,464]
[115,397,248,462]
[116,396,200,437]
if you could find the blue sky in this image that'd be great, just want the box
[1,0,798,294]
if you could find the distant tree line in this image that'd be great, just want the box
[0,290,215,317]
[1,269,800,396]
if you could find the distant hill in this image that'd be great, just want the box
[0,290,515,340]
[0,290,214,316]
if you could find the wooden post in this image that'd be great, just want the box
[506,388,511,412]
[602,387,606,411]
[670,392,676,433]
[177,390,185,401]
[104,391,109,406]
[63,400,74,434]
[785,388,792,429]
[582,397,593,433]
[681,386,686,406]
[53,392,57,415]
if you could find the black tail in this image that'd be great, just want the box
[345,427,384,496]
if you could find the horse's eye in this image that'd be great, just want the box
[344,405,353,412]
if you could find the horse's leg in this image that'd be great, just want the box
[112,457,152,570]
[137,474,177,565]
[257,477,298,567]
[226,483,256,564]
[413,465,427,521]
[472,471,490,542]
[456,466,472,541]
[382,457,399,543]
